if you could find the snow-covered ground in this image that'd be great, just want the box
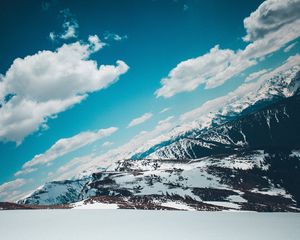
[0,210,300,240]
[72,200,119,209]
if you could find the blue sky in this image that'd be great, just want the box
[0,0,300,201]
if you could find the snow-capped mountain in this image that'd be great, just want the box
[18,80,300,210]
[132,66,300,160]
[17,148,300,211]
[148,93,300,160]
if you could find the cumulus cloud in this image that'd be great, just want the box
[245,69,270,82]
[127,112,153,128]
[0,179,27,201]
[19,127,118,172]
[155,0,300,98]
[155,45,255,97]
[0,37,128,143]
[241,19,300,60]
[243,0,300,42]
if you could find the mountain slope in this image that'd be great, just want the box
[19,179,89,205]
[148,93,300,160]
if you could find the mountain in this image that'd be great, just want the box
[147,93,300,160]
[18,179,89,205]
[132,66,300,159]
[18,149,300,211]
[18,67,300,211]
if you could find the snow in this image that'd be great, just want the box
[160,201,196,211]
[187,150,270,171]
[251,188,293,198]
[203,201,241,209]
[290,150,300,159]
[72,200,119,209]
[226,194,248,203]
[19,179,88,205]
[112,159,225,201]
[1,210,300,240]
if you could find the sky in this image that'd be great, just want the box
[0,0,300,201]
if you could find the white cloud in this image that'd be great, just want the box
[104,32,128,41]
[241,19,300,60]
[180,54,300,124]
[245,69,270,82]
[179,82,260,124]
[0,37,128,143]
[127,112,153,128]
[253,54,300,83]
[155,0,300,98]
[14,168,37,177]
[160,107,171,113]
[125,116,176,156]
[49,32,56,41]
[0,179,27,201]
[54,154,94,180]
[21,127,117,170]
[53,116,176,180]
[50,9,79,41]
[158,116,174,125]
[88,35,105,51]
[155,45,255,97]
[243,0,300,42]
[60,21,78,40]
[284,42,297,52]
